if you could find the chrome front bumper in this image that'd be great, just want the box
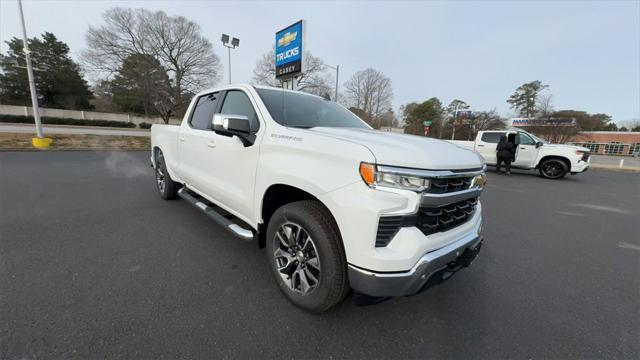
[348,232,483,297]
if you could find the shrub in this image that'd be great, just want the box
[0,114,136,128]
[138,122,152,129]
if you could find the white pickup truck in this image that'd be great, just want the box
[450,130,590,179]
[151,84,486,312]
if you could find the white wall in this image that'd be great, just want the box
[0,104,181,125]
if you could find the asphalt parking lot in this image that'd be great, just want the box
[1,151,638,359]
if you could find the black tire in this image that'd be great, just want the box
[155,150,179,200]
[266,200,348,313]
[539,158,569,179]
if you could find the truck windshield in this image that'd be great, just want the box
[256,88,370,129]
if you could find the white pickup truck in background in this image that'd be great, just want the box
[151,84,487,312]
[449,130,590,179]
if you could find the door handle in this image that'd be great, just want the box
[207,141,216,148]
[179,136,185,142]
[477,144,485,147]
[520,147,526,150]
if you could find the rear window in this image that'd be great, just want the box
[481,132,505,143]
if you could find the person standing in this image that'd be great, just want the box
[496,135,515,175]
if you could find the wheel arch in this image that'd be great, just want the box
[537,155,571,170]
[258,184,342,250]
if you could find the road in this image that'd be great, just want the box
[0,123,150,137]
[1,151,638,359]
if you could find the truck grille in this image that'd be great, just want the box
[416,197,478,236]
[428,176,473,194]
[375,197,479,247]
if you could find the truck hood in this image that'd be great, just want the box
[541,143,590,152]
[307,127,484,170]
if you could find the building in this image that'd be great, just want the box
[568,132,640,156]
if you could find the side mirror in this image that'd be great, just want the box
[212,113,250,134]
[212,114,255,146]
[536,141,543,148]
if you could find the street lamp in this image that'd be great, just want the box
[17,0,51,148]
[325,64,339,102]
[221,34,239,84]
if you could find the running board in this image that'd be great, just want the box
[177,188,254,241]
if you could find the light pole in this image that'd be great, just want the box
[17,0,50,148]
[221,34,239,85]
[325,64,339,102]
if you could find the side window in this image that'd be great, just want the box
[517,132,536,145]
[189,92,219,130]
[481,132,505,143]
[219,90,260,132]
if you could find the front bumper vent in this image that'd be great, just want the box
[375,197,479,247]
[375,216,404,247]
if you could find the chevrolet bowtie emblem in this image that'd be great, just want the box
[278,31,298,47]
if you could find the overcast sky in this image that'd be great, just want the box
[1,0,639,122]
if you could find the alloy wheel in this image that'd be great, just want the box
[156,156,166,193]
[542,161,563,178]
[273,222,321,295]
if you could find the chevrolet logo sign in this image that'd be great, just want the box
[278,31,298,47]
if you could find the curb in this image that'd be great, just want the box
[588,164,640,173]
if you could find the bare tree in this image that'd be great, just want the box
[251,48,332,97]
[344,68,393,121]
[474,109,506,132]
[83,7,222,122]
[536,93,554,117]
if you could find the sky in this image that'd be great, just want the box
[1,0,639,123]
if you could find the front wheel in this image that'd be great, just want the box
[266,201,348,313]
[539,158,568,179]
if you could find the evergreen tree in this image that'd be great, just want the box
[0,32,93,109]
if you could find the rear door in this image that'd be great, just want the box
[512,132,539,168]
[476,131,505,165]
[177,92,221,196]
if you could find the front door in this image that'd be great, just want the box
[204,89,262,221]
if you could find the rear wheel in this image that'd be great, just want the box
[539,158,568,179]
[155,150,179,199]
[266,201,348,313]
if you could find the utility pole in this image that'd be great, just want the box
[17,0,45,142]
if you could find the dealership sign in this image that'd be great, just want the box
[512,117,576,127]
[275,20,304,79]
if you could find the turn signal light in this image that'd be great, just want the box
[359,162,376,186]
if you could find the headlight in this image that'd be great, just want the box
[359,162,430,192]
[471,173,487,188]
